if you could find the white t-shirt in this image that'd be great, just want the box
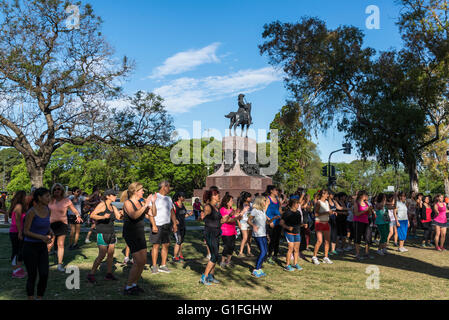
[250,208,267,237]
[68,195,86,216]
[150,193,173,226]
[396,201,408,221]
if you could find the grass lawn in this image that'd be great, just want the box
[0,229,448,300]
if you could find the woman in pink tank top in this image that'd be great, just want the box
[433,194,447,251]
[8,191,28,278]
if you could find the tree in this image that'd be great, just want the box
[259,1,449,192]
[422,126,449,195]
[269,103,322,193]
[0,1,172,187]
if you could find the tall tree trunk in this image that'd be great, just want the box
[25,158,46,188]
[444,177,449,196]
[407,163,419,193]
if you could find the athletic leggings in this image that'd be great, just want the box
[23,242,49,297]
[9,232,24,263]
[204,228,221,263]
[222,235,235,256]
[422,222,432,242]
[254,236,268,270]
[267,224,282,257]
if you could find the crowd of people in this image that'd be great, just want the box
[4,182,449,298]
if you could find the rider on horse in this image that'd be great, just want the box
[238,94,253,125]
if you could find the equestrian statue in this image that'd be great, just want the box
[225,94,253,137]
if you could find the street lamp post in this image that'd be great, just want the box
[327,143,352,190]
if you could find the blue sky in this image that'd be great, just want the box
[88,0,403,163]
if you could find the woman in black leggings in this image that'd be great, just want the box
[23,188,53,300]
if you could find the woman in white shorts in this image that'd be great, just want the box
[237,192,253,257]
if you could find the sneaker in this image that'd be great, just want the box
[104,273,118,281]
[238,253,245,258]
[123,257,130,264]
[398,247,408,253]
[158,265,171,273]
[436,246,442,252]
[377,250,385,256]
[199,274,212,286]
[207,274,220,284]
[312,256,320,265]
[329,250,338,256]
[123,286,139,296]
[87,274,97,284]
[252,269,263,278]
[421,243,427,248]
[259,270,267,277]
[219,262,227,268]
[394,242,399,247]
[206,254,211,260]
[85,239,91,244]
[284,265,295,272]
[267,257,275,265]
[57,264,65,272]
[151,266,159,274]
[172,257,180,263]
[179,255,185,261]
[322,257,333,264]
[294,264,303,271]
[247,253,254,257]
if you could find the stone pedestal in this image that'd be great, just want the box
[194,136,272,200]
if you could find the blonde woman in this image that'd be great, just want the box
[247,196,276,278]
[122,183,155,296]
[48,183,82,272]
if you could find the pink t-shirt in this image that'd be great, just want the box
[48,198,72,224]
[9,211,26,233]
[353,201,369,224]
[220,207,236,236]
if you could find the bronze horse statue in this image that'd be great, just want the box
[225,94,253,137]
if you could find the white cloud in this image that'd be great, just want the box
[154,67,283,113]
[148,43,221,79]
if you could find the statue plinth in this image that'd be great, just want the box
[194,136,272,200]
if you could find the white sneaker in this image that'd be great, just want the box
[322,257,333,264]
[377,250,385,256]
[398,247,408,253]
[312,256,320,265]
[57,264,65,272]
[206,254,211,260]
[85,239,91,244]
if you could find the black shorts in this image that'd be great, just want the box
[346,221,354,240]
[354,221,369,244]
[174,228,186,245]
[68,215,81,225]
[149,224,171,245]
[123,228,147,255]
[50,222,69,237]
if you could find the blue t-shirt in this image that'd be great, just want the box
[266,196,281,226]
[24,208,51,243]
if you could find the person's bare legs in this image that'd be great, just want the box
[151,244,160,266]
[91,246,107,274]
[57,235,66,265]
[161,243,169,266]
[440,228,447,249]
[126,250,146,287]
[314,231,323,257]
[435,226,441,248]
[324,231,330,258]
